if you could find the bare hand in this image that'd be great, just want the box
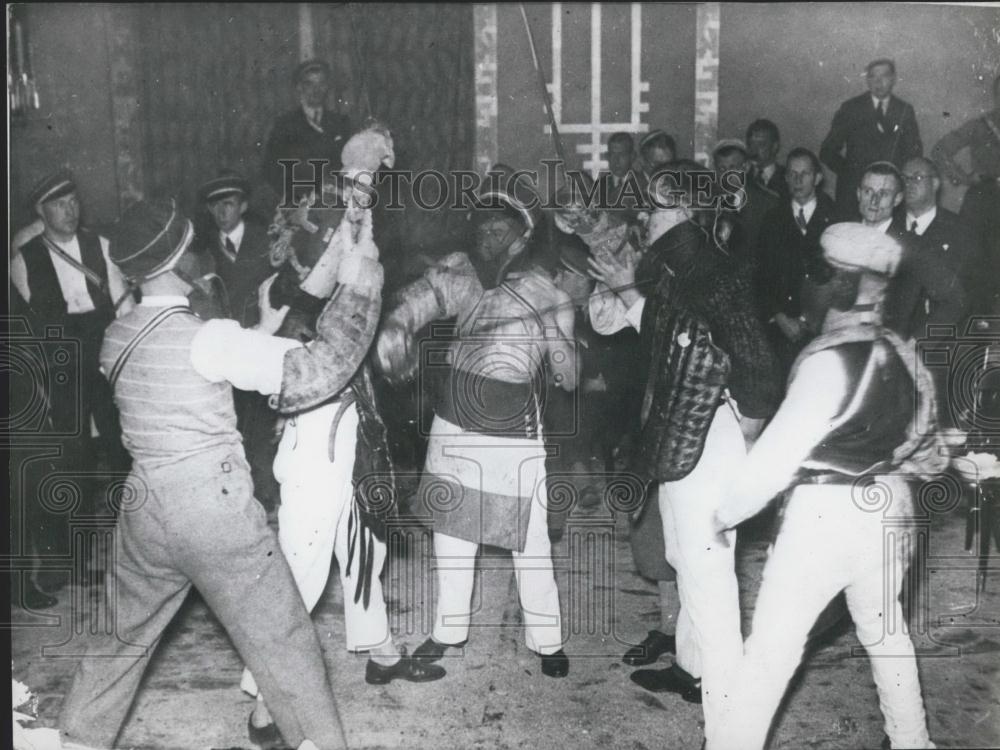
[774,313,804,342]
[256,274,291,335]
[587,249,637,293]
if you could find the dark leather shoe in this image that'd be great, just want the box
[412,636,466,663]
[880,735,891,750]
[247,713,290,750]
[622,630,676,666]
[365,646,447,684]
[541,649,569,678]
[630,663,702,703]
[22,585,57,610]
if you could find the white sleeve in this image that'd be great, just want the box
[10,252,31,304]
[716,350,847,527]
[190,319,302,395]
[589,283,629,334]
[100,236,134,317]
[624,296,646,333]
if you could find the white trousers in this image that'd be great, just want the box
[431,472,563,655]
[716,477,935,750]
[658,404,745,746]
[273,400,391,650]
[242,400,393,697]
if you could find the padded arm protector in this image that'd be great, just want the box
[277,255,384,414]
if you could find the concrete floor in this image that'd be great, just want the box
[10,488,1000,750]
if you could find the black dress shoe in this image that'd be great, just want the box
[629,663,702,703]
[540,649,569,678]
[247,713,290,750]
[365,646,447,684]
[622,630,676,666]
[22,585,58,610]
[411,636,466,663]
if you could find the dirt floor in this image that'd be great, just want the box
[10,481,1000,750]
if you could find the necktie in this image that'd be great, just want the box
[796,208,808,234]
[909,219,918,235]
[875,100,887,131]
[225,236,237,260]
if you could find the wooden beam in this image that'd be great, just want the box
[104,4,144,209]
[693,2,720,166]
[473,3,498,175]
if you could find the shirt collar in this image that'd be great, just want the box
[760,163,776,182]
[139,295,190,308]
[906,206,937,235]
[792,196,817,214]
[221,221,245,252]
[871,94,890,110]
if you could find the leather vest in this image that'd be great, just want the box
[21,230,112,322]
[802,338,914,475]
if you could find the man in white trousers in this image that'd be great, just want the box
[585,161,782,747]
[714,222,943,750]
[243,125,445,747]
[375,188,577,678]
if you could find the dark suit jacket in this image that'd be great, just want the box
[752,163,788,201]
[820,92,922,211]
[263,107,352,196]
[729,180,782,264]
[205,220,275,328]
[755,191,838,321]
[884,209,969,339]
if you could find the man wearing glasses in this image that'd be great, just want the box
[879,158,969,342]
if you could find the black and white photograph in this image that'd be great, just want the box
[6,2,1000,748]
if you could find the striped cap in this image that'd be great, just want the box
[110,199,194,281]
[28,170,76,208]
[198,171,251,203]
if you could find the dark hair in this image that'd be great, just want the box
[903,156,939,181]
[294,59,331,85]
[866,58,896,77]
[745,118,780,145]
[641,131,677,155]
[786,147,821,173]
[608,132,634,150]
[861,161,904,192]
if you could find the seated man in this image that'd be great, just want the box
[376,188,576,679]
[57,195,378,750]
[714,223,942,750]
